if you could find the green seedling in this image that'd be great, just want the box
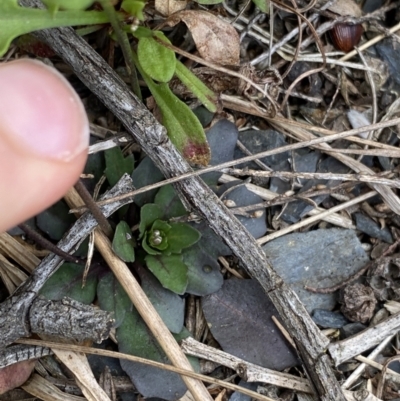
[138,203,201,294]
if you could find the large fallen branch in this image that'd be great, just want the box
[19,1,347,399]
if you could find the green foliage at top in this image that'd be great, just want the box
[121,0,147,20]
[42,0,96,14]
[3,0,217,165]
[132,49,212,166]
[137,33,176,82]
[0,0,110,57]
[252,0,270,13]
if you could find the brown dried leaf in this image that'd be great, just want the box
[0,360,36,394]
[166,10,240,65]
[328,0,362,17]
[155,0,187,16]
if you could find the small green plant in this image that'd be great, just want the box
[112,199,202,295]
[36,149,230,398]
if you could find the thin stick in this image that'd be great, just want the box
[17,223,84,265]
[74,180,113,238]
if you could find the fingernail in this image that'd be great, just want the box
[0,59,89,161]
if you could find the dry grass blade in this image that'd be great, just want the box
[16,339,276,401]
[50,349,111,401]
[268,116,400,214]
[223,168,400,188]
[22,373,85,401]
[257,191,376,244]
[0,232,40,273]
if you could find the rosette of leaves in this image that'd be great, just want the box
[138,203,201,294]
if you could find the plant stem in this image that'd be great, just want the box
[18,223,84,265]
[99,0,141,100]
[74,180,114,238]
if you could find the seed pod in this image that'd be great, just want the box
[330,23,363,52]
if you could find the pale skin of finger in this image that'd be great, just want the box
[0,59,89,233]
[0,139,86,233]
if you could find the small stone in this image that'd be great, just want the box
[131,157,164,207]
[312,309,349,328]
[375,38,400,89]
[370,307,389,326]
[340,322,367,339]
[222,185,267,239]
[229,380,260,401]
[202,279,299,371]
[355,213,393,243]
[206,120,238,165]
[234,129,289,169]
[262,228,369,313]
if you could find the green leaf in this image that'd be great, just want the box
[112,221,135,262]
[137,265,184,333]
[0,1,110,57]
[36,200,75,241]
[130,26,153,38]
[104,147,134,187]
[154,184,186,220]
[97,271,132,326]
[131,157,164,207]
[175,60,217,113]
[252,0,270,13]
[145,254,188,294]
[121,0,146,20]
[118,308,188,399]
[40,263,98,304]
[42,0,95,14]
[151,219,171,234]
[137,34,176,83]
[139,203,163,238]
[132,51,210,166]
[142,234,161,255]
[183,222,229,295]
[151,82,211,166]
[166,223,201,254]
